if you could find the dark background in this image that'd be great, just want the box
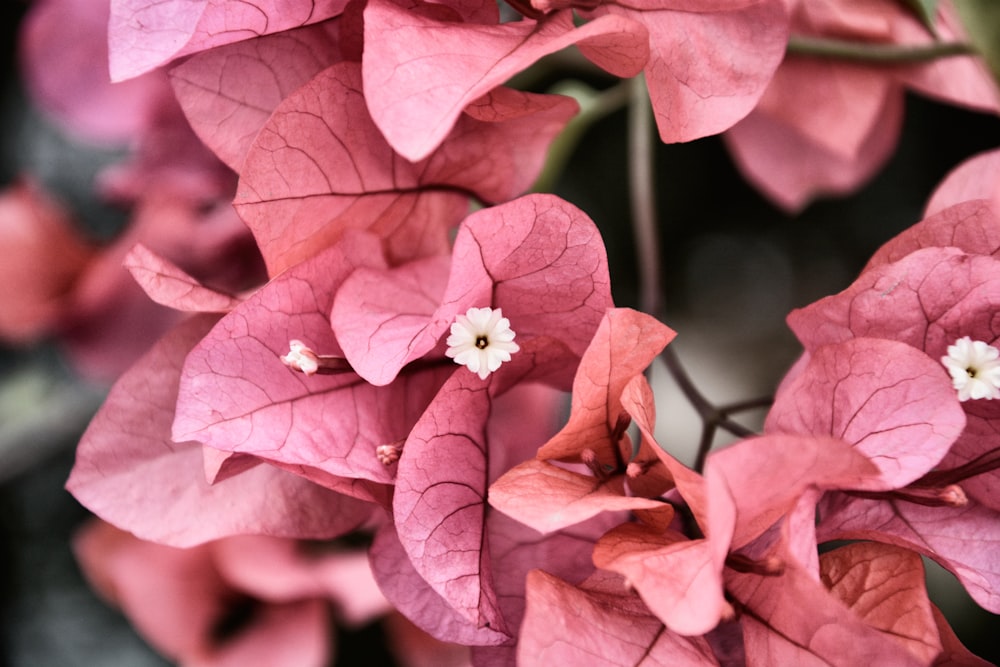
[1,0,999,664]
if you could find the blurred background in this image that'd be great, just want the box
[1,0,999,664]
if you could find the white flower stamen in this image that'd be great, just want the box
[941,336,1000,401]
[445,307,520,379]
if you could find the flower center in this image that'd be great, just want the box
[475,336,489,349]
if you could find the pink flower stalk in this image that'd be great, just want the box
[724,0,1000,212]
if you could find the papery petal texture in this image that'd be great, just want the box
[818,542,941,666]
[333,194,613,387]
[519,570,720,666]
[68,316,371,547]
[172,233,448,494]
[170,21,344,171]
[489,459,664,534]
[535,308,675,467]
[393,369,505,634]
[601,0,788,145]
[789,248,1000,366]
[727,559,927,667]
[818,493,1000,613]
[363,0,648,161]
[235,62,577,273]
[108,0,350,81]
[764,338,965,490]
[124,243,243,313]
[592,523,725,637]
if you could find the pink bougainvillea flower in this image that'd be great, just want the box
[0,181,95,343]
[106,0,350,82]
[489,308,677,536]
[169,20,344,173]
[371,381,623,660]
[787,246,1000,502]
[670,443,958,664]
[173,192,611,507]
[724,0,1000,212]
[20,0,169,144]
[67,314,377,547]
[774,268,1000,611]
[490,309,730,637]
[363,0,788,162]
[329,193,612,388]
[171,231,435,499]
[724,538,942,666]
[73,519,390,667]
[326,195,612,639]
[230,60,577,274]
[516,428,968,664]
[924,146,1000,217]
[518,569,719,666]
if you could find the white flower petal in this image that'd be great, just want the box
[942,336,1000,401]
[445,307,519,378]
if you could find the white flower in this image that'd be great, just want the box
[281,340,320,375]
[445,307,520,379]
[941,336,1000,401]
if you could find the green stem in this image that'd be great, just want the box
[787,35,975,63]
[532,80,630,194]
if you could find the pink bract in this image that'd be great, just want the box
[107,0,350,82]
[67,315,375,547]
[74,520,392,667]
[925,147,1000,216]
[518,569,718,666]
[20,0,169,144]
[332,194,613,387]
[233,61,577,274]
[725,0,1000,212]
[170,21,345,173]
[363,0,787,161]
[0,181,95,343]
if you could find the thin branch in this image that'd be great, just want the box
[625,75,760,472]
[787,35,974,63]
[692,421,717,477]
[627,74,662,318]
[717,395,774,415]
